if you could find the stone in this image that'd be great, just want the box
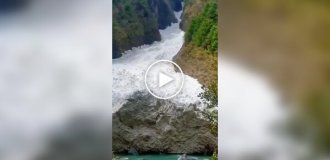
[112,92,217,154]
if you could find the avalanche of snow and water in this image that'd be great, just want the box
[112,11,204,112]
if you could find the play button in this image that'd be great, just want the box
[145,60,184,99]
[158,72,174,88]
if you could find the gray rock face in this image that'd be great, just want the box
[112,92,217,154]
[152,0,178,29]
[179,0,206,31]
[170,0,183,12]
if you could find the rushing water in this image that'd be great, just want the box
[219,57,312,160]
[112,11,208,160]
[112,11,204,112]
[0,1,112,159]
[219,58,285,159]
[0,0,309,160]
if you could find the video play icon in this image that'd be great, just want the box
[158,72,174,88]
[145,60,184,99]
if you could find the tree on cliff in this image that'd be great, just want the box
[199,82,218,159]
[185,0,218,54]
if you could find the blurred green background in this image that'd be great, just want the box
[220,0,330,158]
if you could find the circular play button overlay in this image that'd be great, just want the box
[144,60,184,99]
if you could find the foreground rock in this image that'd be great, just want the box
[112,92,216,154]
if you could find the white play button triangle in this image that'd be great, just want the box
[145,60,184,99]
[158,72,174,88]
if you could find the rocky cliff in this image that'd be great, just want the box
[179,0,206,31]
[113,0,182,58]
[171,0,183,12]
[112,0,218,155]
[175,0,218,86]
[112,92,216,154]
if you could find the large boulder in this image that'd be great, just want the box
[112,92,216,154]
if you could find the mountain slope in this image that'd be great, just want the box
[175,0,218,86]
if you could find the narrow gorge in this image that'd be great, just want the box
[112,0,218,157]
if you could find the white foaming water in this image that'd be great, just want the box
[0,0,112,159]
[219,57,307,160]
[112,11,203,112]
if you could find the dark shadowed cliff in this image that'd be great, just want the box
[113,0,183,58]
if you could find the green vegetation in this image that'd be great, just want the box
[112,151,120,160]
[199,82,218,159]
[185,0,218,54]
[210,151,218,160]
[223,0,330,156]
[181,3,218,157]
[113,0,160,55]
[113,0,179,57]
[199,83,218,137]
